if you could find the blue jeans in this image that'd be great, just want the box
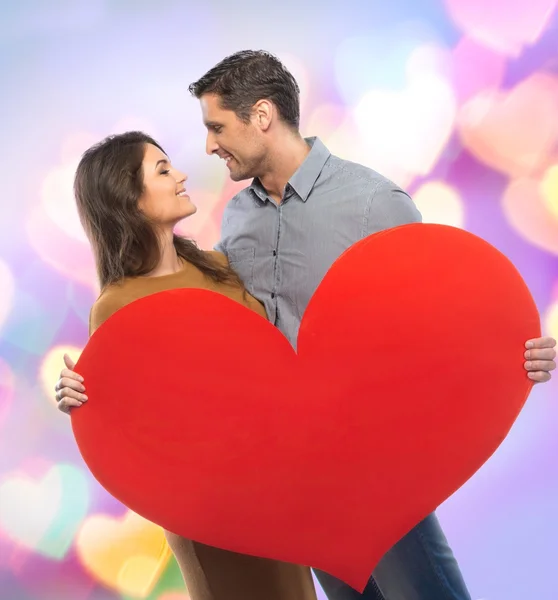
[313,513,471,600]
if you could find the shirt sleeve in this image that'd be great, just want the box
[365,182,422,236]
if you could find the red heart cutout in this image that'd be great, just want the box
[72,224,539,591]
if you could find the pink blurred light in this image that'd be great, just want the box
[458,73,558,178]
[0,359,15,428]
[450,37,506,104]
[445,0,558,56]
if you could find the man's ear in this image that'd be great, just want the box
[253,99,273,131]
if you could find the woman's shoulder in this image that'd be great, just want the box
[88,281,133,335]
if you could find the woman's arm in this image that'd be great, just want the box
[55,290,123,414]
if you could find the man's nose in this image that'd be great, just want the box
[206,134,219,156]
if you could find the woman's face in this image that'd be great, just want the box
[138,143,196,225]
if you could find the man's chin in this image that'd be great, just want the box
[228,170,251,182]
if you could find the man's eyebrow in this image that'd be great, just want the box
[204,121,223,128]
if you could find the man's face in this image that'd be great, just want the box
[200,93,267,182]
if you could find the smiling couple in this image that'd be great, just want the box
[53,50,556,600]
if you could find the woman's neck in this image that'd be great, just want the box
[146,228,183,277]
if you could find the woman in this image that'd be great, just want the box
[55,131,317,600]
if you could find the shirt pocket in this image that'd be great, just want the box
[227,247,256,291]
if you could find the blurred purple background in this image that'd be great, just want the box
[1,1,557,599]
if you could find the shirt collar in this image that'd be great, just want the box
[249,137,331,203]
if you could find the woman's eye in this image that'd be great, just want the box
[160,169,170,175]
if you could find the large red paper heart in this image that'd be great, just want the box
[72,224,539,591]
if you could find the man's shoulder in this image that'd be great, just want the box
[325,153,399,190]
[220,150,407,213]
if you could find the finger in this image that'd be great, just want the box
[64,353,76,371]
[525,347,557,361]
[525,336,557,350]
[56,377,86,393]
[58,368,84,383]
[56,387,88,403]
[524,360,556,372]
[58,397,83,414]
[528,371,551,383]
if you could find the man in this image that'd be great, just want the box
[56,51,556,599]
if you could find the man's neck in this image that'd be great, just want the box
[258,133,310,203]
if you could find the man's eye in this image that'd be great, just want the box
[213,126,222,133]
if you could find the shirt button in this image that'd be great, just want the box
[271,293,276,299]
[273,250,277,256]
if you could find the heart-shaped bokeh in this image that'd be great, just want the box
[327,44,456,188]
[502,164,558,255]
[72,224,539,591]
[0,464,89,559]
[353,69,456,177]
[76,511,171,598]
[26,133,100,289]
[444,0,557,56]
[458,73,558,178]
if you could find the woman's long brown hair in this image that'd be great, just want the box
[74,131,243,290]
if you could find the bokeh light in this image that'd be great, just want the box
[0,358,15,427]
[541,165,558,220]
[444,0,558,56]
[76,511,171,598]
[502,172,558,255]
[450,36,506,104]
[27,201,98,290]
[0,463,89,560]
[0,258,15,333]
[458,73,558,178]
[546,300,558,340]
[333,21,444,105]
[2,2,557,600]
[412,181,465,227]
[42,161,88,244]
[353,45,456,183]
